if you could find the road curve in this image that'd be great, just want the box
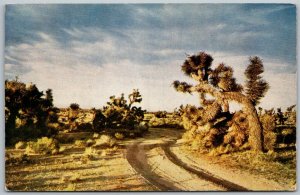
[161,144,250,191]
[126,141,249,191]
[126,142,181,191]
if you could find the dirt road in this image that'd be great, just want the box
[125,128,249,191]
[6,128,286,191]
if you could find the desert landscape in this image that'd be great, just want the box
[4,4,296,192]
[5,52,296,191]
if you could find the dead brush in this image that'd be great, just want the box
[25,137,60,155]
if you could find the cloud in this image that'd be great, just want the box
[4,4,297,111]
[5,27,296,111]
[6,4,296,66]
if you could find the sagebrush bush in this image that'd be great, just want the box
[25,137,60,155]
[93,135,117,148]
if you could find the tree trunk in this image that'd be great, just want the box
[193,82,264,152]
[242,101,263,151]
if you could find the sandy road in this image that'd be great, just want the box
[125,128,249,191]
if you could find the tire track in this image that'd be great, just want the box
[126,142,181,191]
[161,144,250,191]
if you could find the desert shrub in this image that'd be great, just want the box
[277,128,296,145]
[25,137,60,155]
[93,135,117,148]
[92,89,146,136]
[15,141,27,149]
[154,111,167,118]
[5,153,31,165]
[260,113,276,151]
[85,139,95,147]
[70,103,80,110]
[114,132,125,140]
[59,146,67,153]
[83,147,98,160]
[77,122,93,131]
[93,133,100,139]
[149,117,165,127]
[5,79,59,146]
[149,115,182,128]
[74,140,86,147]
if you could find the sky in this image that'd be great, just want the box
[4,4,297,111]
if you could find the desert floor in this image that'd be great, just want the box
[5,128,294,191]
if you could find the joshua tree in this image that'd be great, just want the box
[276,108,285,125]
[68,103,80,131]
[5,79,58,145]
[173,52,269,152]
[92,89,146,131]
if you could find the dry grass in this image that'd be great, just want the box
[183,142,296,189]
[5,141,154,191]
[227,149,296,187]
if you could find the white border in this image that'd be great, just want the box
[0,1,299,194]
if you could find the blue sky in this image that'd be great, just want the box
[4,4,297,111]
